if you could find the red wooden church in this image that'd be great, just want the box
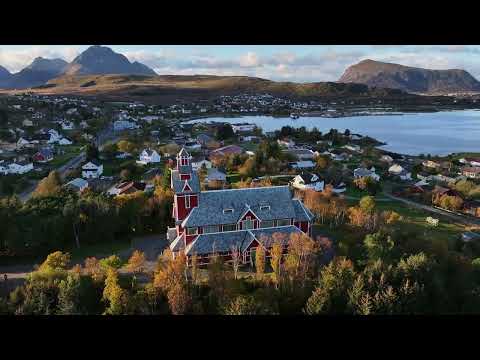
[167,148,315,264]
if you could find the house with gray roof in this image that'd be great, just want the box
[168,148,315,264]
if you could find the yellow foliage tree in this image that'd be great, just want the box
[39,251,71,272]
[126,250,146,274]
[255,246,266,280]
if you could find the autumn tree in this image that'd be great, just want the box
[270,240,283,288]
[103,268,129,315]
[126,250,146,274]
[117,140,136,154]
[154,249,191,314]
[33,171,62,198]
[230,245,242,280]
[255,245,266,280]
[39,251,71,272]
[99,255,123,271]
[284,233,319,287]
[84,257,105,283]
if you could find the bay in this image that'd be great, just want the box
[186,110,480,156]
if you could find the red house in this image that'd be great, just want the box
[167,148,315,264]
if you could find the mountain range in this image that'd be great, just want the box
[338,59,480,94]
[1,47,480,98]
[0,45,156,89]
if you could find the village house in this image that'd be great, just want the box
[388,164,412,181]
[137,148,161,165]
[287,148,316,161]
[462,166,480,179]
[291,172,324,192]
[64,178,89,193]
[277,138,295,148]
[107,181,146,196]
[113,120,140,132]
[33,148,54,163]
[231,123,256,133]
[290,160,316,170]
[61,121,75,130]
[167,148,315,264]
[206,167,227,188]
[422,160,441,169]
[417,171,433,181]
[459,158,480,167]
[380,154,394,164]
[463,200,480,218]
[58,137,73,145]
[191,156,212,170]
[22,119,34,127]
[115,152,132,159]
[196,134,214,147]
[16,137,32,149]
[82,160,103,179]
[185,140,202,151]
[7,160,34,174]
[210,145,244,158]
[353,167,380,181]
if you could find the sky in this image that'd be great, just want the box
[1,45,480,82]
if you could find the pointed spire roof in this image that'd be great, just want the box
[178,147,190,157]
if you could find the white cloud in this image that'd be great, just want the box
[239,52,260,67]
[0,46,80,73]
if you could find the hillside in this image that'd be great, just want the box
[2,73,418,104]
[64,45,157,76]
[0,46,156,90]
[339,59,480,94]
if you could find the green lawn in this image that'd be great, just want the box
[68,238,132,263]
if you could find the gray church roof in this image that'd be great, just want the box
[171,169,200,194]
[292,199,315,222]
[182,186,301,228]
[184,225,303,255]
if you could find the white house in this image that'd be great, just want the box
[192,158,212,170]
[290,160,316,170]
[137,149,161,165]
[65,178,89,193]
[184,140,202,151]
[459,158,480,167]
[47,129,62,144]
[66,108,78,115]
[291,172,324,192]
[277,138,295,148]
[16,137,31,148]
[61,121,75,130]
[22,119,34,127]
[231,123,256,133]
[380,155,394,163]
[388,164,412,181]
[353,167,380,181]
[114,120,140,131]
[58,138,73,145]
[82,160,103,179]
[8,161,34,174]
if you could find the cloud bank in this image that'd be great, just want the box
[1,45,480,82]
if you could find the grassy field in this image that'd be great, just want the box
[68,238,132,263]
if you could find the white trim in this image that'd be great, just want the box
[202,185,290,193]
[182,224,298,237]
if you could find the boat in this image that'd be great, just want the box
[290,113,299,119]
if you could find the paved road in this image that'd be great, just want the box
[0,234,167,290]
[18,151,86,202]
[383,192,480,227]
